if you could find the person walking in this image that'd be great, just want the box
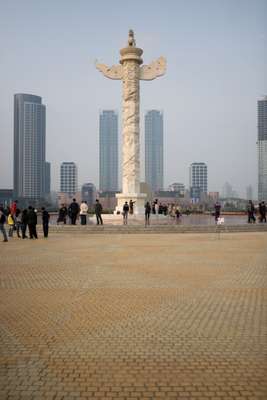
[28,206,38,239]
[41,207,50,238]
[80,201,88,225]
[259,201,266,223]
[154,199,159,216]
[57,204,68,224]
[144,201,151,226]
[214,201,221,223]
[10,200,18,218]
[122,201,129,225]
[94,199,103,225]
[21,209,28,238]
[0,207,8,242]
[7,212,15,238]
[15,208,22,238]
[175,205,181,223]
[247,200,256,223]
[68,199,80,225]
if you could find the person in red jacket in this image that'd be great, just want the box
[10,200,18,217]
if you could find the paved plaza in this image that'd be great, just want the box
[0,232,266,400]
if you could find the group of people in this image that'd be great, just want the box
[247,200,266,223]
[57,198,103,226]
[213,200,266,224]
[0,200,50,242]
[121,199,181,226]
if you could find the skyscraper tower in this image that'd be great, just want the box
[44,161,51,195]
[60,162,78,196]
[189,162,208,200]
[99,110,118,192]
[14,94,46,199]
[145,110,163,192]
[258,97,267,201]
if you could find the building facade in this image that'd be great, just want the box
[60,162,78,196]
[145,110,163,192]
[14,94,46,199]
[258,97,267,201]
[168,182,185,196]
[81,183,96,207]
[99,110,118,192]
[189,162,208,201]
[44,161,51,195]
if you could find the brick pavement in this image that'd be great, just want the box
[0,232,266,400]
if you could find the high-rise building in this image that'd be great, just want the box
[81,183,96,207]
[258,97,267,201]
[14,94,46,199]
[145,110,163,192]
[189,162,208,200]
[44,162,51,195]
[60,162,78,196]
[99,110,118,192]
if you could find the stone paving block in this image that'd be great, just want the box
[0,232,266,399]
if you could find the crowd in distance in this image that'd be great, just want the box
[0,198,266,243]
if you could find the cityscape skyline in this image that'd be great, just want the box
[0,1,266,198]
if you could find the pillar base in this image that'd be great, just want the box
[115,193,147,215]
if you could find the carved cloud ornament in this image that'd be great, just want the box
[95,62,123,80]
[139,56,167,81]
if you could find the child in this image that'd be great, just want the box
[7,213,15,238]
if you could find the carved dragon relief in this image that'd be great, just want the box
[140,56,166,81]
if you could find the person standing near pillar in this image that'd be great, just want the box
[123,201,129,225]
[144,201,151,226]
[129,199,135,215]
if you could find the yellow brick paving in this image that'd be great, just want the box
[0,232,266,400]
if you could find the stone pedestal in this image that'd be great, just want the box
[115,193,147,215]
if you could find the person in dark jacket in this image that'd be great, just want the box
[57,204,68,224]
[129,199,135,215]
[247,200,256,223]
[21,209,28,238]
[0,207,8,242]
[68,199,79,225]
[28,206,38,239]
[41,207,50,238]
[144,201,151,226]
[259,201,266,223]
[122,202,129,225]
[214,202,221,223]
[94,199,103,225]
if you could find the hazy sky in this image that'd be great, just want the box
[0,0,266,197]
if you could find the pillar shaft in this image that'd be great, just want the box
[121,60,140,194]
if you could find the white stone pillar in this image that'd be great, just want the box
[95,31,166,215]
[115,45,146,214]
